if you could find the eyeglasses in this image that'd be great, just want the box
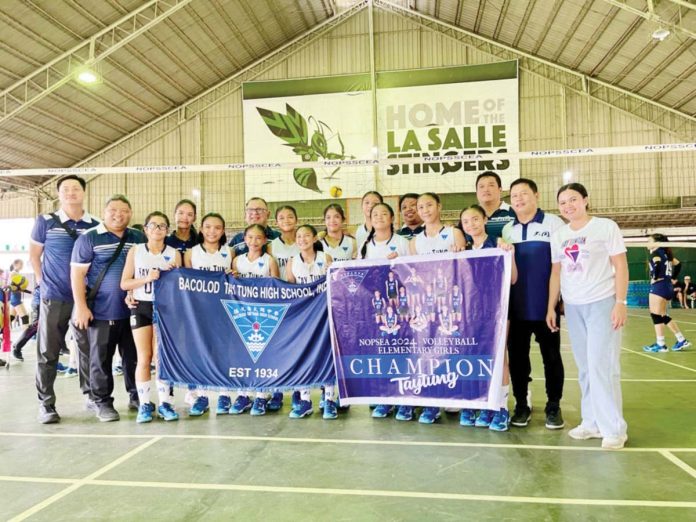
[146,223,169,231]
[246,208,268,215]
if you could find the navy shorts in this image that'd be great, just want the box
[10,292,22,307]
[650,280,673,300]
[130,301,153,329]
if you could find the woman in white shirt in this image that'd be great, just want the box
[546,183,629,450]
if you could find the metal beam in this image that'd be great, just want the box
[0,0,193,125]
[602,0,696,40]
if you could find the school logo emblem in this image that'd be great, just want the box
[221,300,289,362]
[337,269,368,295]
[564,243,580,263]
[440,233,448,241]
[163,255,172,262]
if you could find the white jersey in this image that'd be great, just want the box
[355,224,369,253]
[270,237,300,281]
[364,233,410,260]
[236,253,272,278]
[321,234,355,262]
[132,244,178,301]
[190,244,232,272]
[290,251,329,284]
[414,226,456,254]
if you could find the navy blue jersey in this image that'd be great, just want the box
[385,313,398,328]
[649,248,672,282]
[229,226,280,256]
[165,228,197,254]
[398,294,409,309]
[397,224,425,240]
[451,292,462,311]
[485,202,515,240]
[466,236,497,250]
[372,297,384,313]
[386,279,398,296]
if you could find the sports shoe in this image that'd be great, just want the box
[511,405,532,427]
[489,408,510,432]
[64,367,78,378]
[527,389,533,412]
[56,362,69,373]
[643,343,668,353]
[216,395,231,415]
[136,402,154,423]
[96,404,120,422]
[250,397,268,416]
[289,400,313,419]
[568,425,602,440]
[602,434,628,450]
[113,364,124,376]
[291,391,301,409]
[11,348,23,361]
[323,400,338,420]
[157,402,179,421]
[418,407,441,424]
[189,396,210,416]
[267,392,284,411]
[395,405,414,421]
[229,395,252,415]
[371,404,394,418]
[37,404,60,424]
[672,339,691,351]
[85,399,98,412]
[545,406,565,429]
[475,409,495,428]
[459,409,476,427]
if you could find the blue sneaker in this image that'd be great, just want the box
[229,395,252,415]
[475,409,495,428]
[643,343,668,353]
[157,402,179,421]
[216,395,231,415]
[136,402,154,423]
[56,362,69,373]
[250,397,268,416]
[489,408,510,432]
[395,405,414,421]
[289,400,313,419]
[323,400,338,420]
[291,391,301,409]
[418,407,441,424]
[189,396,209,416]
[64,367,78,378]
[459,409,476,426]
[267,392,284,411]
[672,339,691,351]
[371,404,394,418]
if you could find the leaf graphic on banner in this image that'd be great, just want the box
[257,104,308,147]
[294,168,321,193]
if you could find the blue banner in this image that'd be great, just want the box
[155,268,335,391]
[327,251,511,409]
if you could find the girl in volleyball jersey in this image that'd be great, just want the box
[355,191,383,253]
[121,211,180,424]
[361,203,410,420]
[438,305,459,336]
[409,304,428,332]
[404,266,424,317]
[320,204,357,262]
[409,192,467,425]
[397,286,410,322]
[459,204,517,432]
[423,284,437,322]
[285,224,336,419]
[268,206,300,281]
[229,224,280,416]
[450,284,463,322]
[371,291,386,324]
[385,270,399,308]
[380,306,400,336]
[434,266,448,312]
[183,213,233,417]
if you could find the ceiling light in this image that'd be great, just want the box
[77,70,99,84]
[652,28,670,41]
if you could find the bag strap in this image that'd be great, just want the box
[87,233,128,302]
[50,213,79,240]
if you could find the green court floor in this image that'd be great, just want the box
[1,308,695,521]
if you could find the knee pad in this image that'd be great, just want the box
[651,313,663,325]
[21,315,29,325]
[663,315,672,325]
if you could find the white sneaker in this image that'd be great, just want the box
[568,425,602,440]
[444,407,460,413]
[601,434,628,450]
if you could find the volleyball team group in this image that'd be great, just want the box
[24,170,689,450]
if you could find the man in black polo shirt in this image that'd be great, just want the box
[228,197,280,256]
[397,193,424,239]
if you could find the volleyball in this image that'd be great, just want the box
[9,273,28,292]
[330,186,343,198]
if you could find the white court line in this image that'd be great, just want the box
[0,431,695,453]
[659,451,696,481]
[8,436,161,522]
[627,312,696,326]
[0,475,695,509]
[621,347,696,374]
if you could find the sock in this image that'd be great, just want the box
[324,385,335,401]
[499,385,509,410]
[255,392,270,399]
[198,387,208,398]
[300,388,311,401]
[136,380,151,406]
[676,332,685,342]
[157,380,169,405]
[657,336,666,346]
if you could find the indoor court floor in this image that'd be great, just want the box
[1,308,695,521]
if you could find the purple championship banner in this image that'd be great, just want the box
[327,250,511,409]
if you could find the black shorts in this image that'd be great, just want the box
[130,301,153,329]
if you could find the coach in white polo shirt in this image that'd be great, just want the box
[502,178,565,430]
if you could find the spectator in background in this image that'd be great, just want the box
[672,278,686,308]
[684,276,695,309]
[475,171,516,239]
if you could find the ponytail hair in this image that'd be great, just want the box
[297,224,323,253]
[197,213,227,248]
[360,203,395,259]
[651,233,673,260]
